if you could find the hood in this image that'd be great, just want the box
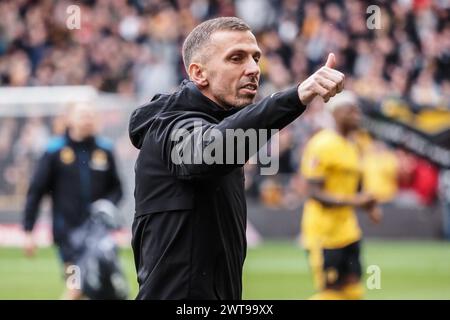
[128,80,239,149]
[128,93,164,149]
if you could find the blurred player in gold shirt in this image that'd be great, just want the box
[362,141,399,203]
[300,91,382,300]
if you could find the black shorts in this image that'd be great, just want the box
[308,240,362,289]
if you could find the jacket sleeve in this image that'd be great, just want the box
[104,150,123,206]
[23,152,54,232]
[162,85,305,179]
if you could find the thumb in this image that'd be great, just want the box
[325,53,336,68]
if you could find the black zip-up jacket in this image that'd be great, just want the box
[23,132,123,245]
[129,80,305,299]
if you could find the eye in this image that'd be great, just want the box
[230,55,242,62]
[253,56,260,63]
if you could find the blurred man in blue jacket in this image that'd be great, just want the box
[23,103,123,299]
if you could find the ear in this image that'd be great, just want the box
[188,62,208,88]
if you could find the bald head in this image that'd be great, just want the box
[325,91,361,134]
[66,102,98,141]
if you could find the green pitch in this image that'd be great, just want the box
[0,240,449,299]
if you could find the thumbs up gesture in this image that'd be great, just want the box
[297,53,345,105]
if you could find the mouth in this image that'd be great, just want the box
[240,83,258,95]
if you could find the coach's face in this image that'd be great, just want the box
[196,30,261,109]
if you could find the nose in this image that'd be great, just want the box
[244,58,260,78]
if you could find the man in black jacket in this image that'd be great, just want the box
[23,103,123,299]
[129,17,344,299]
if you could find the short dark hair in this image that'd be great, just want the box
[182,17,251,73]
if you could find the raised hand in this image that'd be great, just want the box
[298,53,345,105]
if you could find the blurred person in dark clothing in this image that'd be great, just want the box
[22,103,123,299]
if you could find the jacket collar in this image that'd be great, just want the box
[179,80,241,121]
[65,130,96,149]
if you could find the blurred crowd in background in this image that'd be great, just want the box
[0,0,449,214]
[0,0,449,103]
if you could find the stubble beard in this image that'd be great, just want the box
[215,90,256,110]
